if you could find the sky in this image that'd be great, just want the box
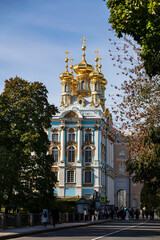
[0,0,127,111]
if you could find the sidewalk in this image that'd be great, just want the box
[0,219,109,239]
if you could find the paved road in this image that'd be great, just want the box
[14,220,160,240]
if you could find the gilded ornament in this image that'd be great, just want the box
[78,126,82,130]
[61,126,65,131]
[94,125,99,131]
[65,111,78,118]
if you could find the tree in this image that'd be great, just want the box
[108,37,160,194]
[105,0,160,76]
[0,76,58,213]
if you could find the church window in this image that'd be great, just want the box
[52,133,58,142]
[52,147,58,162]
[85,146,92,162]
[81,81,84,89]
[66,170,74,183]
[95,83,97,91]
[64,84,67,92]
[84,170,92,184]
[68,133,75,142]
[68,146,75,162]
[85,132,92,142]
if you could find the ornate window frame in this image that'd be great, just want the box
[50,128,60,143]
[84,128,93,143]
[51,146,59,162]
[67,128,77,143]
[67,145,76,163]
[66,170,75,183]
[83,170,93,184]
[84,146,92,163]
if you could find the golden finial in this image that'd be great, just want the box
[81,36,87,46]
[99,56,102,72]
[94,49,99,58]
[64,50,70,72]
[70,57,74,73]
[94,49,99,71]
[81,36,87,62]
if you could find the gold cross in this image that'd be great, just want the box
[94,49,99,58]
[64,50,69,58]
[81,36,87,45]
[70,57,74,64]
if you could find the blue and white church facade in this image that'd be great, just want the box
[47,38,115,204]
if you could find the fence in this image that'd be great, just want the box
[0,213,86,230]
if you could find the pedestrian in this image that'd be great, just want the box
[135,208,140,220]
[83,208,88,221]
[94,209,99,221]
[145,209,149,220]
[125,208,130,220]
[42,209,49,227]
[142,207,145,220]
[90,208,95,221]
[50,207,58,227]
[150,208,154,220]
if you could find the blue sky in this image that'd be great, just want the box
[0,0,126,110]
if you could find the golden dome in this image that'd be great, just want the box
[102,78,108,85]
[89,50,103,79]
[73,36,94,74]
[59,50,74,80]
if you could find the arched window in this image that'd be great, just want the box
[85,146,92,162]
[117,189,127,207]
[64,84,67,92]
[68,146,75,162]
[81,81,84,89]
[52,147,58,162]
[85,132,92,142]
[95,83,97,91]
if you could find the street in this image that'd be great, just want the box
[15,220,160,240]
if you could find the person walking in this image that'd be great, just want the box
[42,209,49,227]
[50,207,58,227]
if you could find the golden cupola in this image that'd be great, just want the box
[59,50,74,107]
[90,50,103,107]
[73,37,94,96]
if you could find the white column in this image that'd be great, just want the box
[60,126,65,163]
[59,167,65,197]
[77,126,82,163]
[76,168,82,197]
[95,126,99,161]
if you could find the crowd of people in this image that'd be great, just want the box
[41,206,155,227]
[88,206,154,221]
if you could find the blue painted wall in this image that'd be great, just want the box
[65,188,76,196]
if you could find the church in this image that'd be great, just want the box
[46,37,115,204]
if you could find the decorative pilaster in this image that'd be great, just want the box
[94,125,99,162]
[60,126,65,163]
[77,125,82,163]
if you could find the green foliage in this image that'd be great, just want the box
[141,184,160,212]
[105,0,160,76]
[109,37,160,196]
[0,76,58,213]
[51,199,77,213]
